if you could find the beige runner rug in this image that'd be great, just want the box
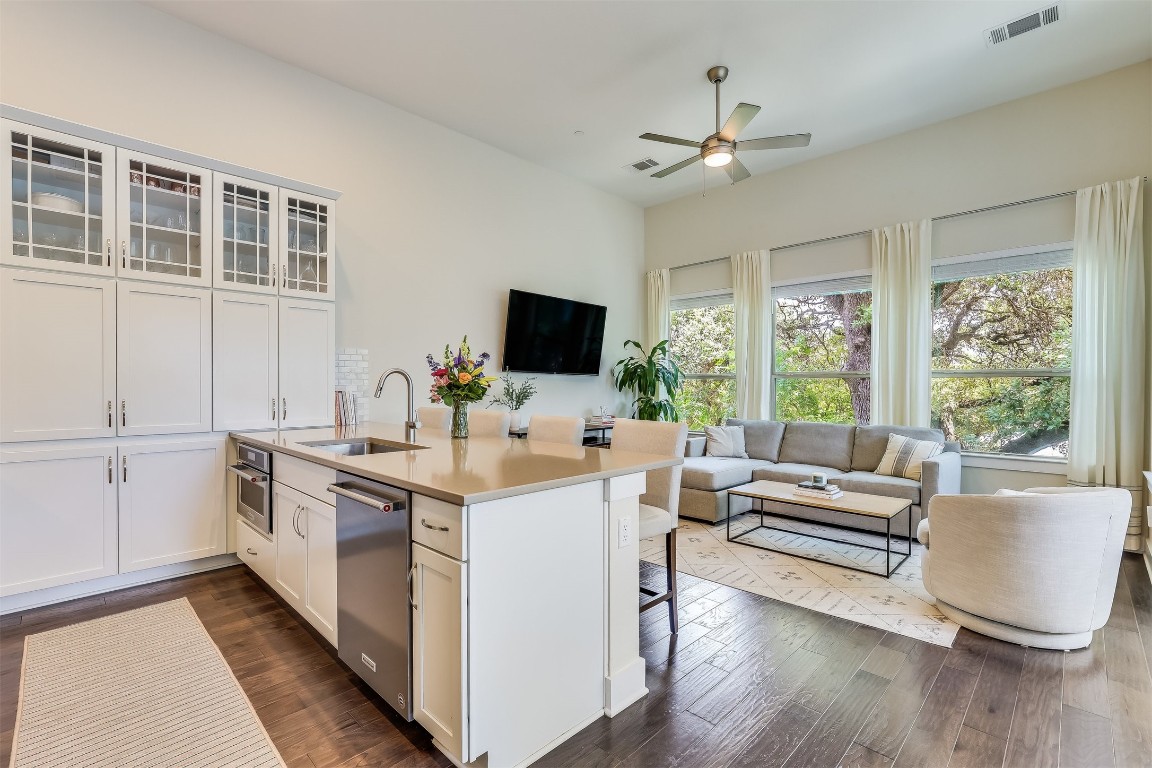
[8,598,285,768]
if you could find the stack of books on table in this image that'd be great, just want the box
[794,480,843,500]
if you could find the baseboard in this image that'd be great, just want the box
[0,554,241,615]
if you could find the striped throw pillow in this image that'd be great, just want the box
[874,433,944,481]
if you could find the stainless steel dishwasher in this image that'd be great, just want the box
[328,472,413,720]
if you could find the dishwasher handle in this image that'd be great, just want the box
[227,464,268,484]
[328,482,406,514]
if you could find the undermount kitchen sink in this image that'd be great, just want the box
[300,438,428,456]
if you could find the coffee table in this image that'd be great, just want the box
[726,480,913,578]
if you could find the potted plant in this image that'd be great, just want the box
[612,339,684,421]
[488,375,538,431]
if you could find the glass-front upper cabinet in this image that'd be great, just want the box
[213,174,279,294]
[280,192,335,301]
[116,149,211,287]
[1,120,116,276]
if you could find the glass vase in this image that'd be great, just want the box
[451,400,469,439]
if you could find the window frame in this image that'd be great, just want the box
[770,273,873,425]
[668,291,737,428]
[929,243,1073,457]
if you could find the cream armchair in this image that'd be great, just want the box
[918,487,1132,650]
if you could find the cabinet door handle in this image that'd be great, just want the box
[272,398,277,421]
[122,456,128,482]
[420,518,450,532]
[297,506,305,539]
[107,456,113,484]
[282,398,287,421]
[121,399,126,427]
[291,505,300,536]
[408,565,417,611]
[121,241,126,269]
[106,238,111,267]
[107,400,112,427]
[246,547,258,556]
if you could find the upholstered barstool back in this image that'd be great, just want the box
[527,415,586,445]
[467,409,512,437]
[611,418,688,632]
[416,406,452,431]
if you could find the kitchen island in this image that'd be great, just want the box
[230,422,680,768]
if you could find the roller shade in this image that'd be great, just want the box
[932,248,1072,282]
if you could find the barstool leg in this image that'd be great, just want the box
[666,527,678,634]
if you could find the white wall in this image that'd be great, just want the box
[0,1,644,423]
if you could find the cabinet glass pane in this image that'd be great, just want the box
[221,182,272,287]
[9,130,105,267]
[126,158,204,279]
[285,197,329,295]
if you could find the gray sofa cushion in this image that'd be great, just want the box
[682,457,772,492]
[777,422,856,471]
[751,463,845,485]
[834,470,921,504]
[852,425,947,472]
[725,418,786,462]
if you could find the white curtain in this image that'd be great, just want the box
[732,250,771,419]
[644,269,670,352]
[871,219,932,427]
[1068,177,1146,552]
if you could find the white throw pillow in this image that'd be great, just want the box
[704,425,748,459]
[874,433,944,481]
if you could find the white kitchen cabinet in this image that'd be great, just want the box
[117,282,212,436]
[303,499,338,643]
[411,541,468,760]
[279,298,335,429]
[213,174,278,294]
[0,268,116,442]
[2,120,116,277]
[0,444,118,596]
[270,480,337,645]
[117,438,226,573]
[116,149,210,287]
[279,192,334,301]
[212,292,278,431]
[236,517,275,585]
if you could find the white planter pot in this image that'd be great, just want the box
[508,410,522,431]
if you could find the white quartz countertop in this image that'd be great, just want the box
[230,421,681,506]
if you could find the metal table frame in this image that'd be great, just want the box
[725,490,913,578]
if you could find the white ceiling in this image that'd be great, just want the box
[149,1,1151,208]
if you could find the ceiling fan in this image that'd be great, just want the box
[639,65,811,183]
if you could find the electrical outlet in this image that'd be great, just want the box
[619,515,632,548]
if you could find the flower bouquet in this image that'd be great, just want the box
[427,336,498,437]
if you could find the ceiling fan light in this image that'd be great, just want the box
[703,150,733,167]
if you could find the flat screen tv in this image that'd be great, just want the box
[502,289,607,375]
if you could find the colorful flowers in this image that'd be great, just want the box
[426,336,498,406]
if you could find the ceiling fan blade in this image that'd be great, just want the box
[736,133,812,151]
[726,156,751,183]
[719,103,761,141]
[639,132,701,148]
[651,154,702,178]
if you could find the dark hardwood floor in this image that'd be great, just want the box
[2,556,1150,768]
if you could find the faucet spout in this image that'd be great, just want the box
[374,368,421,442]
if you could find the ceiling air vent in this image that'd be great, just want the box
[985,3,1063,47]
[623,157,660,174]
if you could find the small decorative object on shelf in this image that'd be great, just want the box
[487,375,538,432]
[427,336,498,438]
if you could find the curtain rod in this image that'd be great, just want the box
[667,177,1149,272]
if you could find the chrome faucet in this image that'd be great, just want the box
[373,368,421,442]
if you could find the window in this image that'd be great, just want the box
[772,277,873,425]
[931,249,1072,456]
[668,294,735,430]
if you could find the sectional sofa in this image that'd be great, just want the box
[680,419,962,535]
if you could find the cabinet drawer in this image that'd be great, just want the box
[274,452,337,505]
[236,518,275,585]
[411,495,466,561]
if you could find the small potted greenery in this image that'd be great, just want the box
[612,339,684,421]
[488,375,538,431]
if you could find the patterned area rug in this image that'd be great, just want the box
[642,513,960,647]
[8,598,285,768]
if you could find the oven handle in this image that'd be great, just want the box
[327,483,404,514]
[228,464,268,484]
